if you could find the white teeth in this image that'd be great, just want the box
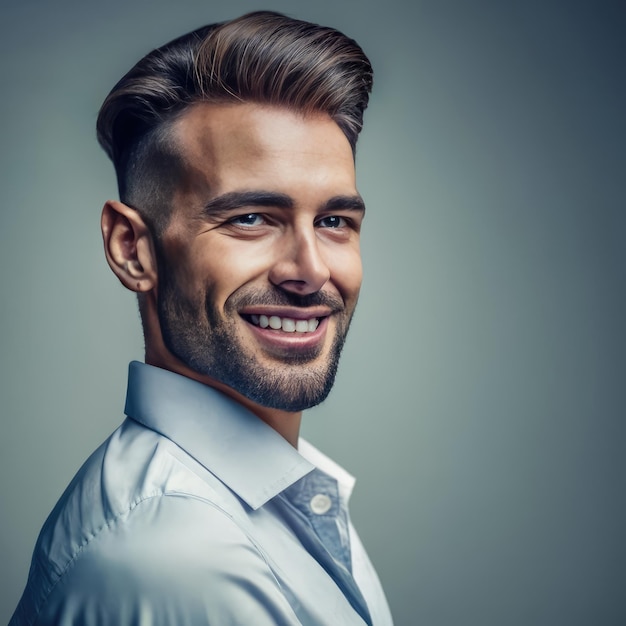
[295,320,309,333]
[282,319,296,333]
[249,314,320,333]
[269,316,282,330]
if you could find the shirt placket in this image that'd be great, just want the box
[278,468,372,626]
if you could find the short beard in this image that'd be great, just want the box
[157,270,353,412]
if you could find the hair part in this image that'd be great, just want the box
[96,11,373,235]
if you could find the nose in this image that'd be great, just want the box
[268,226,331,296]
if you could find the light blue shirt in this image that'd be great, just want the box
[11,362,393,625]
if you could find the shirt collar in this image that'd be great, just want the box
[124,361,316,510]
[297,438,356,505]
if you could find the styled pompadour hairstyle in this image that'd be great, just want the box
[96,11,373,234]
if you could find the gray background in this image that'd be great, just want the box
[1,0,624,624]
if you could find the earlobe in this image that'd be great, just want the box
[101,201,158,293]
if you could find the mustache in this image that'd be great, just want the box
[228,286,344,312]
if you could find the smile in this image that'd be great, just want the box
[246,314,321,333]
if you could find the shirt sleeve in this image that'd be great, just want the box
[33,494,303,626]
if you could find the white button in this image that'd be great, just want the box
[310,493,332,515]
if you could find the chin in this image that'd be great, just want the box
[227,358,340,412]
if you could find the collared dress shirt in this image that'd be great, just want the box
[11,362,393,625]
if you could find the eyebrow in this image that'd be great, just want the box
[202,190,366,216]
[322,195,366,214]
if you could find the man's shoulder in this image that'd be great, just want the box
[20,419,257,616]
[49,493,267,587]
[14,493,299,625]
[47,418,246,542]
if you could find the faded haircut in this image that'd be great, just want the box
[96,11,374,235]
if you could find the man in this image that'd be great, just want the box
[11,11,392,625]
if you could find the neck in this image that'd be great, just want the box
[141,298,303,447]
[144,347,302,448]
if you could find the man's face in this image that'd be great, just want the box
[155,103,364,412]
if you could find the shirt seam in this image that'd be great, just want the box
[34,490,290,623]
[33,490,163,622]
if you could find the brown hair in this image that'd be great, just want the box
[96,11,373,234]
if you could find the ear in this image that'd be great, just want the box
[101,200,158,292]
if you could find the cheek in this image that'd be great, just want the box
[195,239,272,304]
[328,245,363,300]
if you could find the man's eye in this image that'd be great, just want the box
[229,213,264,226]
[317,216,347,228]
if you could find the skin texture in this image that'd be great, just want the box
[102,103,364,447]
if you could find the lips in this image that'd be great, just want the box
[246,314,320,333]
[238,305,334,358]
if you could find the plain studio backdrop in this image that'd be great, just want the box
[1,1,624,624]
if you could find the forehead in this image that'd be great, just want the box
[168,102,356,196]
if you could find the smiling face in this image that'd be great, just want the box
[150,103,364,413]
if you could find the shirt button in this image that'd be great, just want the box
[310,493,332,515]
